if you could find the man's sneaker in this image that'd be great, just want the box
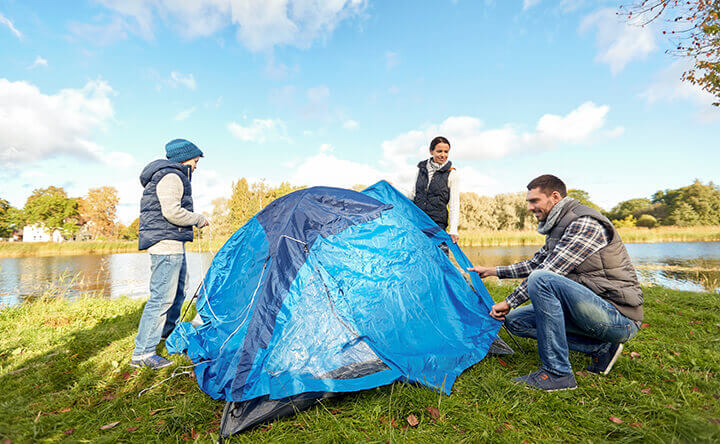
[513,369,577,392]
[130,354,173,370]
[587,343,623,376]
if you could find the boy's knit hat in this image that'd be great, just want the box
[165,139,204,163]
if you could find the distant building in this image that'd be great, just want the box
[22,224,65,243]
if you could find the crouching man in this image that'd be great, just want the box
[468,175,643,391]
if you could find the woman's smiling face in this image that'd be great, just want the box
[430,142,450,164]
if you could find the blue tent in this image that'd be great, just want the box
[166,181,502,433]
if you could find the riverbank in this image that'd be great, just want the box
[1,285,718,442]
[2,226,720,257]
[461,225,720,247]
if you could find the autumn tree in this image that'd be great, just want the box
[120,218,139,240]
[607,198,654,220]
[23,187,80,233]
[620,0,720,105]
[79,186,120,239]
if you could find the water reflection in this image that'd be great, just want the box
[1,242,718,307]
[0,253,212,307]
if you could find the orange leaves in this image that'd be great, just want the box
[609,416,623,424]
[406,414,419,427]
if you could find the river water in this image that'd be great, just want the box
[1,242,718,307]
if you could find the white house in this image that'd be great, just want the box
[22,224,64,243]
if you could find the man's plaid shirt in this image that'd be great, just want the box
[497,216,609,308]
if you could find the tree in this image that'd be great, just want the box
[607,198,653,220]
[0,198,12,237]
[620,1,720,105]
[120,218,139,240]
[567,189,603,212]
[612,214,637,228]
[653,180,720,225]
[23,187,80,233]
[636,214,658,228]
[79,187,120,239]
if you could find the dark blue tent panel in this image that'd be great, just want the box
[167,181,501,407]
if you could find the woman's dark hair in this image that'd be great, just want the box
[526,174,567,197]
[429,136,451,152]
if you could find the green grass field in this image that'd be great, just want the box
[1,285,718,443]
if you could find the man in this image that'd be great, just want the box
[131,138,209,370]
[468,175,643,391]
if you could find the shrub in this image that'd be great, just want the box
[612,215,636,228]
[636,214,658,228]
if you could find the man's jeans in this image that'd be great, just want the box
[133,254,187,358]
[505,270,639,376]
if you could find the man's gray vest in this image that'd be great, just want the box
[546,200,643,321]
[138,159,194,251]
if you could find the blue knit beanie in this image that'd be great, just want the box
[165,139,204,163]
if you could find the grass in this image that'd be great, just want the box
[458,226,720,247]
[1,285,719,443]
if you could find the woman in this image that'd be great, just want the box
[408,136,459,245]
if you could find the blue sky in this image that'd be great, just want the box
[1,0,718,224]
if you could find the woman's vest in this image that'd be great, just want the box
[138,159,195,251]
[413,160,453,229]
[546,200,644,321]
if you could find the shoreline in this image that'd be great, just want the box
[1,226,719,258]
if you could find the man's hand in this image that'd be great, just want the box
[489,301,510,321]
[466,265,497,278]
[450,234,459,244]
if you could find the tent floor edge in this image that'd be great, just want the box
[219,392,337,437]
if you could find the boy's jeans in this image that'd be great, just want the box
[132,254,187,358]
[505,270,638,376]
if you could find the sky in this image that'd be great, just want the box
[1,0,718,224]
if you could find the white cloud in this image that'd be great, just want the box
[381,102,611,166]
[290,147,384,188]
[319,143,334,153]
[89,0,367,52]
[307,85,330,102]
[385,51,399,69]
[28,56,48,70]
[227,118,288,143]
[641,60,720,121]
[523,0,542,10]
[174,107,196,121]
[342,119,359,130]
[68,18,129,45]
[0,12,22,39]
[0,78,134,167]
[579,8,656,75]
[170,71,196,90]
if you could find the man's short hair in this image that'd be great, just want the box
[527,175,567,197]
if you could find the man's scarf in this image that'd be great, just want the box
[537,197,576,235]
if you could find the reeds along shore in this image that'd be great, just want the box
[0,226,719,257]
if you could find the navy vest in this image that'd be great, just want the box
[413,160,453,229]
[138,159,194,251]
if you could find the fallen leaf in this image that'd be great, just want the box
[100,421,120,430]
[692,387,700,392]
[407,414,419,427]
[609,416,623,424]
[127,426,139,432]
[101,395,115,401]
[673,352,680,357]
[709,418,720,424]
[630,352,640,359]
[714,394,719,400]
[575,371,590,378]
[579,399,585,405]
[59,407,71,413]
[667,404,677,410]
[640,388,651,394]
[121,372,131,380]
[330,409,341,415]
[64,428,74,435]
[503,422,514,430]
[497,358,508,367]
[427,406,440,419]
[630,422,642,428]
[157,420,166,426]
[641,323,650,328]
